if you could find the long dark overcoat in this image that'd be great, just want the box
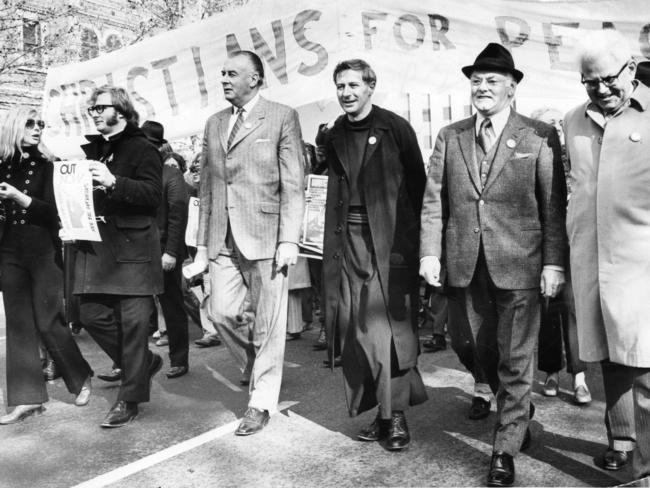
[322,106,426,406]
[73,122,163,296]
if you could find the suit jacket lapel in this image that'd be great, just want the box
[457,117,482,193]
[228,97,266,151]
[362,115,388,168]
[218,111,230,153]
[482,111,525,193]
[329,121,350,180]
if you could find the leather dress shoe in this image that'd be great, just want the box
[603,449,629,470]
[286,332,301,341]
[43,360,60,381]
[97,368,122,382]
[235,407,269,436]
[323,356,342,368]
[468,397,491,420]
[542,375,559,396]
[100,400,138,428]
[313,325,327,351]
[574,384,592,405]
[386,411,410,451]
[74,377,92,406]
[423,334,446,352]
[487,450,515,487]
[194,335,221,348]
[166,365,188,379]
[0,404,44,425]
[357,413,389,442]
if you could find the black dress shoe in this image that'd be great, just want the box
[323,356,342,368]
[603,449,629,470]
[487,450,515,487]
[313,325,327,351]
[100,400,138,428]
[423,334,446,352]
[235,407,269,436]
[468,397,490,420]
[97,368,123,382]
[357,413,389,441]
[194,335,222,348]
[166,365,188,379]
[386,411,410,451]
[43,360,61,381]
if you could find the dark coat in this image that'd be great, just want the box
[157,164,188,259]
[420,111,566,289]
[73,122,164,296]
[322,105,426,371]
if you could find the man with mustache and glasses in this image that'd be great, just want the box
[72,85,164,428]
[420,43,566,486]
[564,30,650,483]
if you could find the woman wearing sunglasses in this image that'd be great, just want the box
[0,106,93,424]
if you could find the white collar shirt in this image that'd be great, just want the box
[228,93,260,134]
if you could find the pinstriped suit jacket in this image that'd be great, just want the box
[197,96,305,260]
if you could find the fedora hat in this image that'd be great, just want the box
[462,42,524,83]
[140,120,167,146]
[636,60,650,88]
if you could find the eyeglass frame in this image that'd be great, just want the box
[581,61,631,90]
[87,104,116,116]
[25,119,45,130]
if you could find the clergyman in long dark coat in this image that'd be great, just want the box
[321,59,427,451]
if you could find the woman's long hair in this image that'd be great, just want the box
[0,107,55,162]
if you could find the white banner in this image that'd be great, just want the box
[52,160,101,241]
[42,0,650,159]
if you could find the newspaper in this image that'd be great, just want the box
[185,196,200,247]
[53,160,101,241]
[299,174,328,259]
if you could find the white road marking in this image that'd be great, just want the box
[204,364,243,392]
[72,400,298,488]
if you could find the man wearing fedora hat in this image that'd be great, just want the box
[420,42,567,486]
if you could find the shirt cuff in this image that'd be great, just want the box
[543,265,564,272]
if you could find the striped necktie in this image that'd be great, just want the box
[227,107,245,149]
[478,117,495,153]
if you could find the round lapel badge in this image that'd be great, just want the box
[630,132,641,142]
[368,136,377,145]
[244,122,252,129]
[506,139,516,149]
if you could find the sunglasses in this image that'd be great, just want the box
[25,119,45,130]
[87,104,115,115]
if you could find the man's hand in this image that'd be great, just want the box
[89,161,116,188]
[161,253,177,272]
[58,228,75,244]
[419,256,442,287]
[275,242,299,272]
[540,268,565,298]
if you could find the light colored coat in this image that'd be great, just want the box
[197,96,305,260]
[564,83,650,367]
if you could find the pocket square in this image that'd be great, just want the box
[254,138,271,143]
[514,152,533,159]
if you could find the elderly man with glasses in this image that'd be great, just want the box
[564,30,650,482]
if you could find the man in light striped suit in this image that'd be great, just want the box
[193,50,305,435]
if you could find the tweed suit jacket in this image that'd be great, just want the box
[420,110,567,289]
[197,96,305,260]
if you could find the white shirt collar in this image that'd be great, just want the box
[232,93,260,119]
[475,107,512,139]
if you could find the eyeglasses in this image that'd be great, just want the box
[25,119,45,130]
[581,61,629,89]
[87,104,115,115]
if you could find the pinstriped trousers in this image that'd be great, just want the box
[207,253,288,412]
[601,360,650,478]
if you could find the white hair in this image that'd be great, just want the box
[574,30,631,70]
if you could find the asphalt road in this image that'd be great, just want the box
[0,303,633,488]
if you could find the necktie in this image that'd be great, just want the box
[478,117,495,153]
[227,108,245,149]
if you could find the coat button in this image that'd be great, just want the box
[339,175,344,181]
[25,179,30,184]
[337,200,343,207]
[473,227,480,233]
[335,225,342,234]
[20,219,25,224]
[333,252,340,259]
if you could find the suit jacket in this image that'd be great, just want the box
[420,110,566,289]
[197,96,305,260]
[74,122,164,296]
